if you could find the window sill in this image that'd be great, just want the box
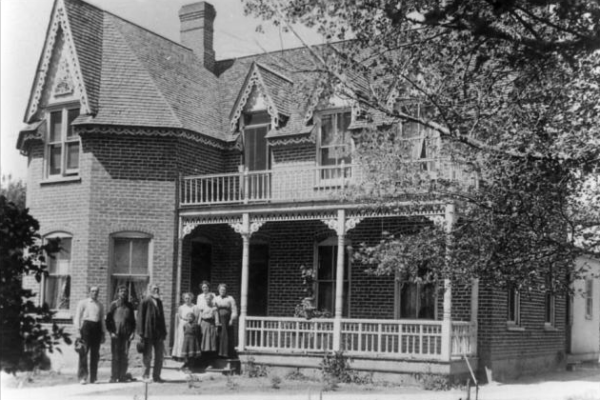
[543,324,558,332]
[506,323,525,332]
[51,311,73,321]
[41,176,81,185]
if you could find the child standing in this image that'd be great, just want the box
[181,312,201,369]
[199,293,220,353]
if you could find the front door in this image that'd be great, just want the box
[247,244,269,316]
[190,241,212,298]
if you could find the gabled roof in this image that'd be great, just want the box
[18,0,378,152]
[21,0,224,146]
[229,62,293,129]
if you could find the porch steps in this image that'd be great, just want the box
[204,358,240,375]
[190,355,240,375]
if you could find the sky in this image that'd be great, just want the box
[0,0,323,183]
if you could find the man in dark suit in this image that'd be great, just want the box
[137,283,167,383]
[106,285,136,383]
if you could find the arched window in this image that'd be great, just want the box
[43,232,72,311]
[109,232,152,309]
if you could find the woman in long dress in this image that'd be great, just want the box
[171,292,196,365]
[214,283,237,358]
[199,293,219,352]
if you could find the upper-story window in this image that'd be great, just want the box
[46,106,80,178]
[243,112,270,172]
[397,103,438,171]
[43,233,72,312]
[317,111,352,180]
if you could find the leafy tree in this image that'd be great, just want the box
[245,0,600,293]
[1,175,26,210]
[0,196,71,373]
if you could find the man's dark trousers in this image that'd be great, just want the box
[111,335,130,381]
[79,321,102,382]
[142,338,164,380]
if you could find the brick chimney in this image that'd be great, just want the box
[179,2,216,72]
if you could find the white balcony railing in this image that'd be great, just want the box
[244,316,476,361]
[180,161,477,207]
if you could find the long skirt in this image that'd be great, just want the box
[217,308,234,358]
[171,318,186,359]
[200,318,218,352]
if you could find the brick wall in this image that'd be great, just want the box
[477,284,566,380]
[24,140,94,315]
[24,130,230,345]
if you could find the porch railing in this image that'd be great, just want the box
[244,316,476,360]
[180,160,477,206]
[340,319,443,360]
[245,317,334,352]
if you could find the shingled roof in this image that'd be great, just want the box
[19,0,370,151]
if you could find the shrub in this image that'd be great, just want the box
[320,351,353,384]
[244,356,267,378]
[414,372,451,391]
[270,375,282,389]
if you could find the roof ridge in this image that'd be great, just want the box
[107,15,183,129]
[68,0,190,52]
[255,62,294,84]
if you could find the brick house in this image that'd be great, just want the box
[16,0,571,380]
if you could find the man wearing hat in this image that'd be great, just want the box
[106,285,136,383]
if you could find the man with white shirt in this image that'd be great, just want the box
[74,286,106,384]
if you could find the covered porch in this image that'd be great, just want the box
[176,203,478,376]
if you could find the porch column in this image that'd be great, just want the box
[239,213,251,351]
[470,278,479,356]
[333,209,346,351]
[230,214,264,352]
[175,217,184,323]
[441,203,457,361]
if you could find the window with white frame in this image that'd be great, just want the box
[43,233,72,311]
[585,279,593,319]
[46,106,80,177]
[315,237,350,317]
[545,292,555,326]
[110,233,152,309]
[507,286,521,325]
[397,103,438,172]
[317,111,352,181]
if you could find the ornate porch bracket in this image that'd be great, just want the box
[229,220,265,238]
[320,216,363,235]
[182,220,200,237]
[425,215,445,227]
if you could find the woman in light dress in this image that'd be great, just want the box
[214,283,237,358]
[171,292,197,365]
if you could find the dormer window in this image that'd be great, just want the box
[317,111,352,180]
[46,106,80,178]
[398,103,438,171]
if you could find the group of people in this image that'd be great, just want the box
[73,281,237,385]
[171,281,238,369]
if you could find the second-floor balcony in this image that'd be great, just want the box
[179,160,478,207]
